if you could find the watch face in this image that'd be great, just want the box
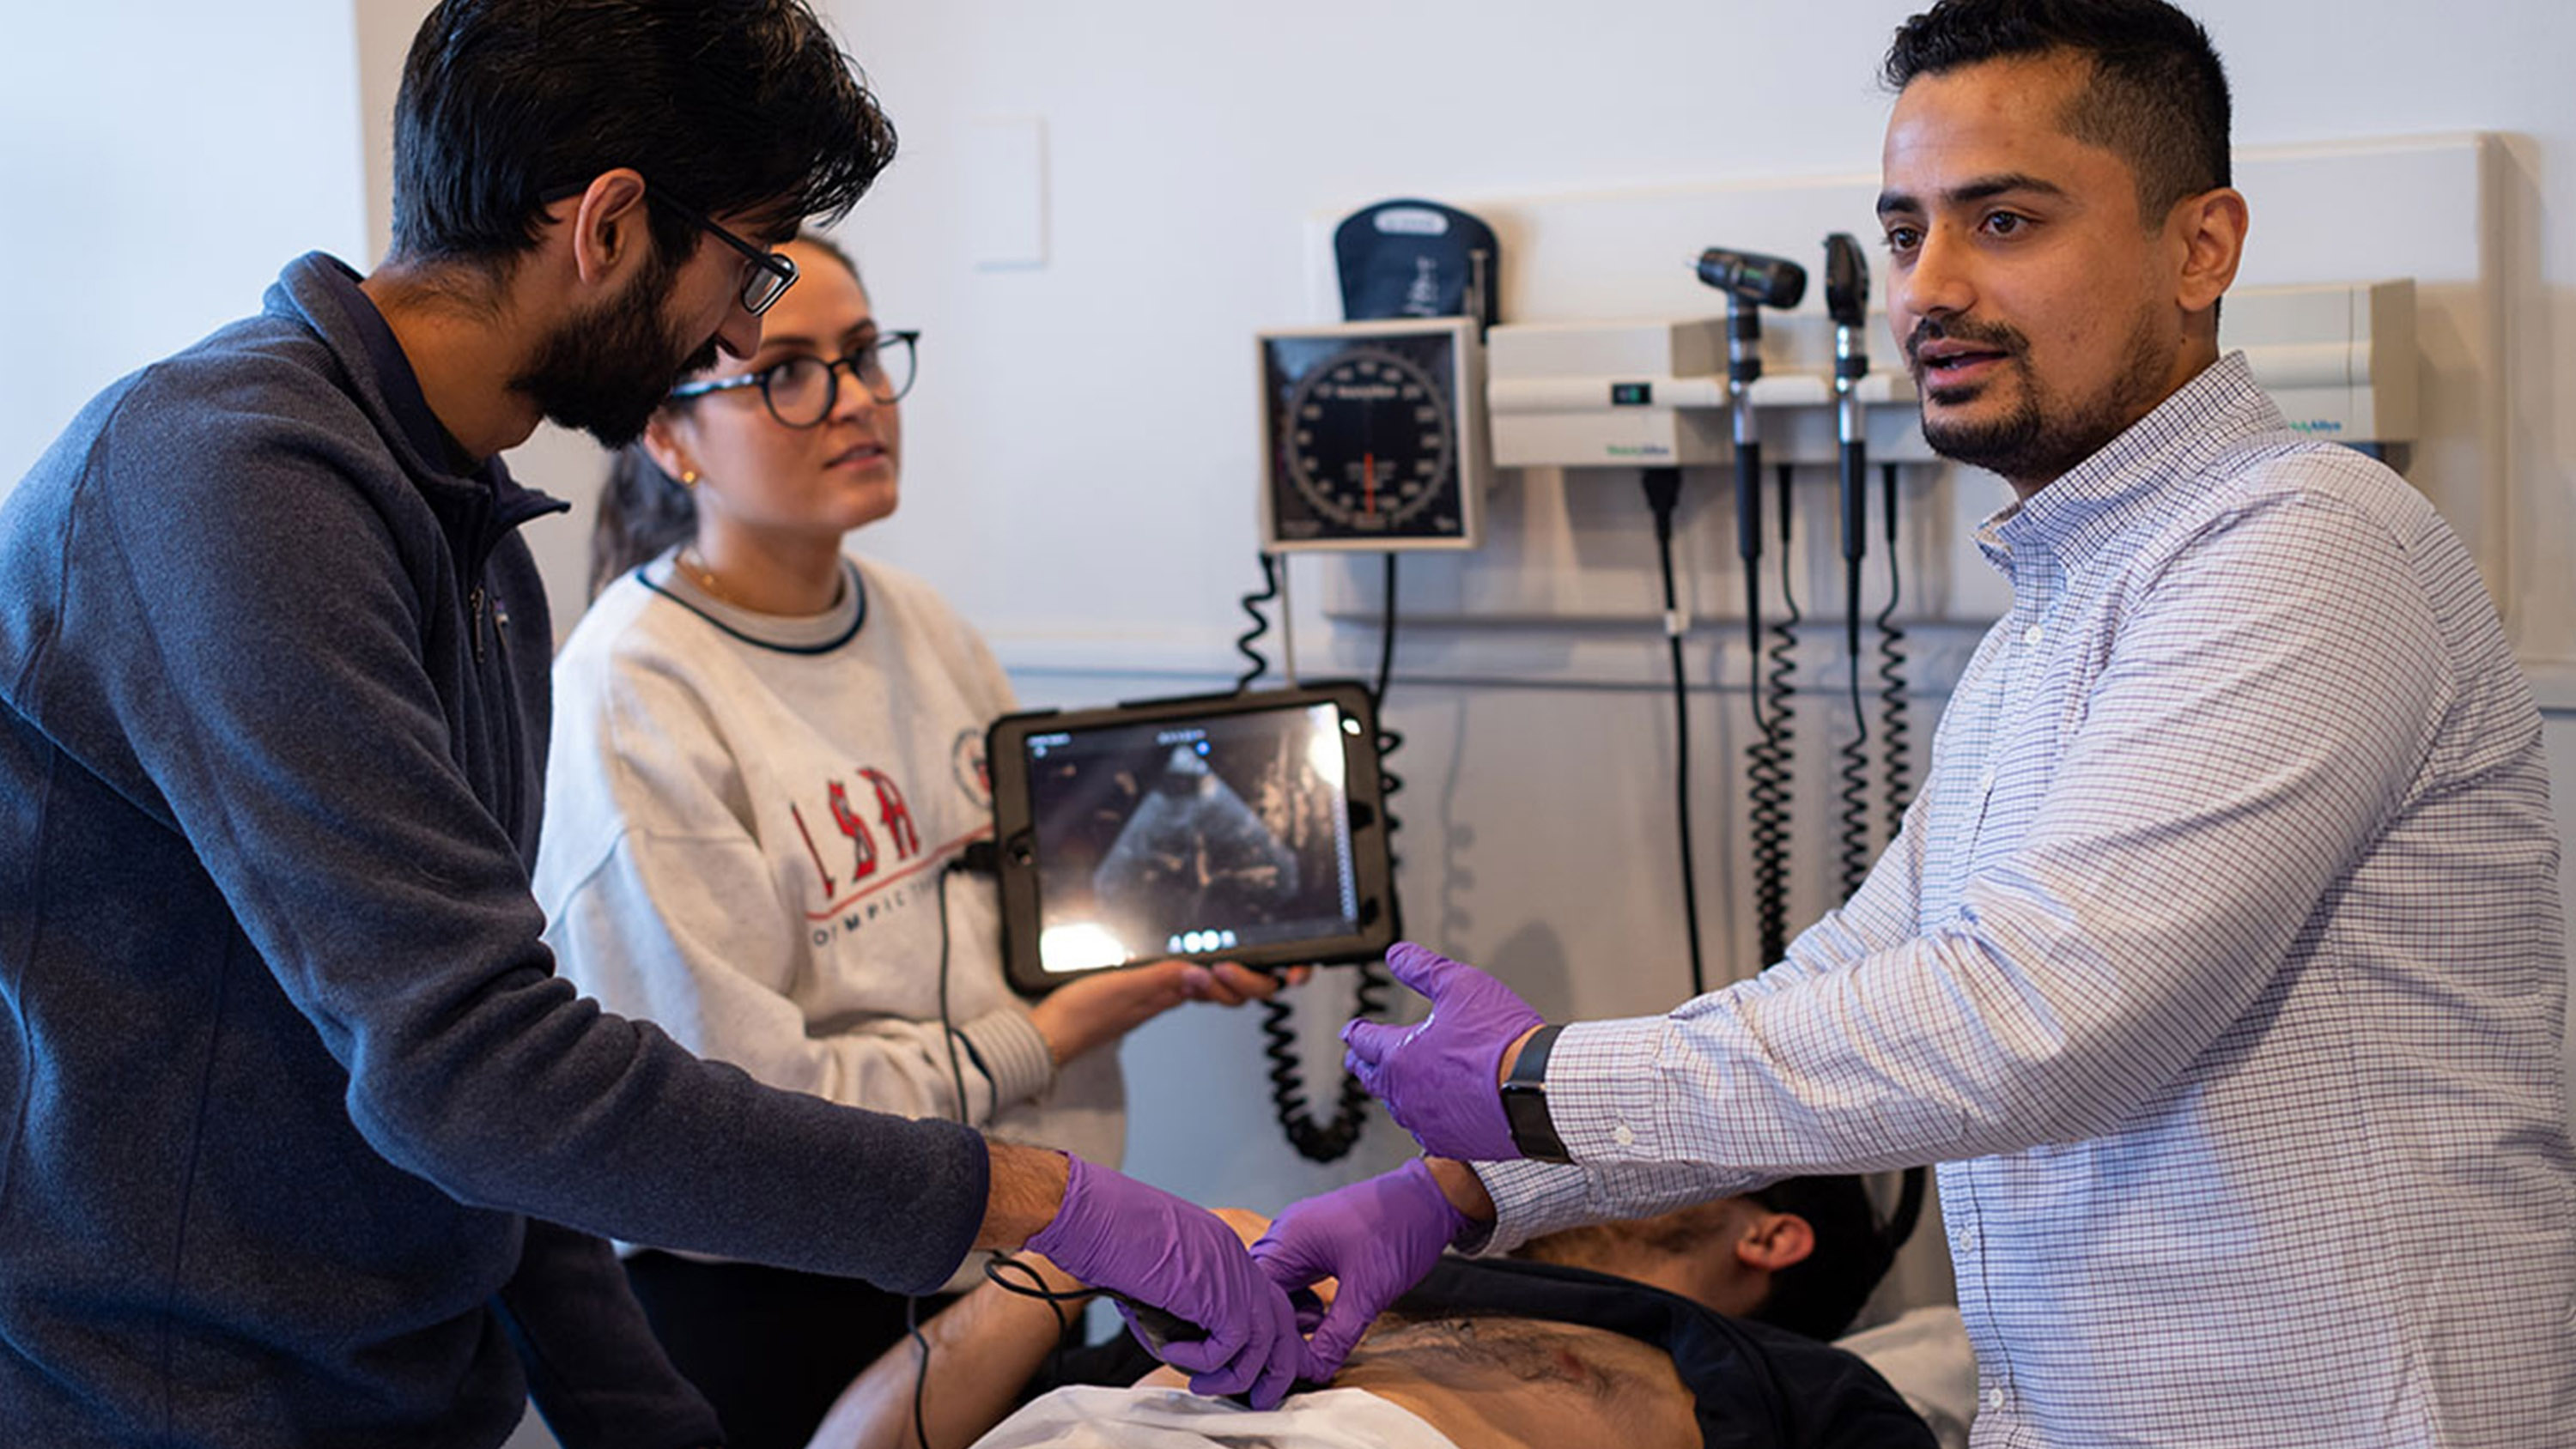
[1260,325,1478,549]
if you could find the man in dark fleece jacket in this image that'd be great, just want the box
[0,4,1302,1446]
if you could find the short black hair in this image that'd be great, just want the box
[1882,0,2231,225]
[1744,1176,1898,1341]
[388,0,896,270]
[1513,1178,1907,1342]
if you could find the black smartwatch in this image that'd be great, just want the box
[1498,1024,1571,1163]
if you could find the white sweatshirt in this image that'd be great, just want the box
[536,551,1121,1184]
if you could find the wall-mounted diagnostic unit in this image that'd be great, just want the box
[1481,279,2420,472]
[2218,280,2416,445]
[1485,315,1933,472]
[1258,318,1489,551]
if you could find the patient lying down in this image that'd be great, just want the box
[808,1179,1932,1449]
[975,1308,1698,1449]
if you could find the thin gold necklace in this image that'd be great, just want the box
[678,546,746,608]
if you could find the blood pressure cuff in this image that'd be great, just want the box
[1333,197,1500,325]
[1033,1257,1933,1449]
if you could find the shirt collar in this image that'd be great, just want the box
[1976,351,2287,579]
[304,255,481,475]
[287,254,566,537]
[639,550,869,656]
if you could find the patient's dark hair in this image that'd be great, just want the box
[1744,1176,1898,1342]
[1512,1175,1902,1342]
[588,233,864,601]
[388,0,895,272]
[1882,0,2231,225]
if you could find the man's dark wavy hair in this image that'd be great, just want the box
[1882,0,2231,225]
[1745,1176,1903,1341]
[388,0,896,271]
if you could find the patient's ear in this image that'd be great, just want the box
[1735,1211,1816,1272]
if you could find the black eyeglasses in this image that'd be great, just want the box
[534,181,800,316]
[651,191,799,317]
[667,332,921,426]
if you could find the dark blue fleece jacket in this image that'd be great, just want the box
[0,254,988,1447]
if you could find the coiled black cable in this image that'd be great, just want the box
[1745,464,1798,967]
[1874,464,1913,837]
[1258,986,1380,1161]
[1834,476,1874,906]
[1244,552,1392,1163]
[1834,703,1874,900]
[1234,552,1279,691]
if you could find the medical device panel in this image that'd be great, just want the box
[1258,318,1489,551]
[988,682,1397,993]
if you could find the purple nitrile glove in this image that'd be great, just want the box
[1250,1158,1477,1383]
[1025,1155,1304,1409]
[1340,942,1545,1162]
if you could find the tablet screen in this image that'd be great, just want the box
[1018,700,1363,974]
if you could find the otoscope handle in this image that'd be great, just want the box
[1735,442,1762,566]
[1734,439,1765,662]
[1839,442,1867,565]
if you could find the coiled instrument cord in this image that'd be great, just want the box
[1242,551,1392,1164]
[1745,464,1799,967]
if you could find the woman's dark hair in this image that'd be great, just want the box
[1882,0,2231,224]
[388,0,896,271]
[587,233,863,601]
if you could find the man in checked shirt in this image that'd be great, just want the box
[1242,2,2576,1446]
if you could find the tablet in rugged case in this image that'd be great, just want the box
[987,682,1397,995]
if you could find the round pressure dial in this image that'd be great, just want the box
[1259,319,1485,552]
[1285,348,1454,530]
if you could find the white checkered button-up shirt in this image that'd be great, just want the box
[1477,354,2574,1447]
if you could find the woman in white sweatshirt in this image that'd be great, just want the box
[533,233,1283,1449]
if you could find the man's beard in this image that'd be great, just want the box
[1909,305,2169,488]
[510,246,720,449]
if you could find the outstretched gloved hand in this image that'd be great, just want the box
[1340,942,1546,1161]
[1024,1155,1305,1408]
[1250,1158,1477,1383]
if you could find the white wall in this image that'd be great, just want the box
[0,0,369,490]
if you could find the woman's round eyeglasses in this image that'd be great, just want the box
[665,333,920,427]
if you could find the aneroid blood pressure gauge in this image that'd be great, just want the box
[1258,318,1486,551]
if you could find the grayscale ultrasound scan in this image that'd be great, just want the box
[1024,703,1358,973]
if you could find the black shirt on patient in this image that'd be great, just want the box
[1030,1256,1934,1449]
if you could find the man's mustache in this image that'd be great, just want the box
[1904,316,2028,367]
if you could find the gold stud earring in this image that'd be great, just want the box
[679,468,701,488]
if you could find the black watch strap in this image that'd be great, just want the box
[1499,1024,1570,1163]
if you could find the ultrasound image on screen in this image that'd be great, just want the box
[1024,703,1358,973]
